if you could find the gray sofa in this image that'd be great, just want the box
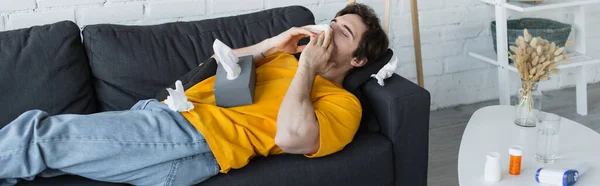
[0,6,430,186]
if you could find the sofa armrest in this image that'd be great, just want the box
[361,74,430,186]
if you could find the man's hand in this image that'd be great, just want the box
[298,27,334,75]
[212,25,322,66]
[266,26,322,55]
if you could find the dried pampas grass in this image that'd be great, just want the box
[508,29,571,94]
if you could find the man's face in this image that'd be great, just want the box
[328,14,368,67]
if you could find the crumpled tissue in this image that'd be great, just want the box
[164,80,194,112]
[213,39,241,80]
[370,55,398,86]
[306,24,330,34]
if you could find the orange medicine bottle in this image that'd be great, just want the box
[509,146,523,175]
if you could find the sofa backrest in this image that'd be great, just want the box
[82,6,315,111]
[0,21,98,126]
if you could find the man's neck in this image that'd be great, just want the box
[320,66,352,85]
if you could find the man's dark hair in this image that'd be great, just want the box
[335,3,389,63]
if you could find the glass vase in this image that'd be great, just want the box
[514,81,542,127]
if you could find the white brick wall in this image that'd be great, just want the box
[422,41,464,60]
[396,59,444,78]
[267,0,319,8]
[211,0,263,14]
[463,6,494,23]
[0,16,4,31]
[146,1,206,19]
[0,0,35,12]
[80,3,144,25]
[400,0,442,12]
[0,0,599,110]
[443,23,483,41]
[310,1,347,23]
[419,7,464,27]
[8,10,75,30]
[37,0,105,7]
[443,55,491,74]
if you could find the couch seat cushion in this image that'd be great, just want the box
[15,133,392,186]
[200,133,393,186]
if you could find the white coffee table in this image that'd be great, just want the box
[458,105,600,186]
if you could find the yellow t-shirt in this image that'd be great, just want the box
[180,52,362,173]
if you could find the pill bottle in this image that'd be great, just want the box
[509,146,523,175]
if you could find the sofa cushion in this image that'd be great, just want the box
[15,133,391,186]
[0,21,98,126]
[82,6,315,111]
[200,133,394,186]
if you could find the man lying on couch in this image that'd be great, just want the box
[0,3,388,186]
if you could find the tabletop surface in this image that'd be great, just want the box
[458,105,600,186]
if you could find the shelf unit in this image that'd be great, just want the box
[480,0,600,12]
[470,0,600,116]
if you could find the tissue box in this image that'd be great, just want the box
[214,55,256,107]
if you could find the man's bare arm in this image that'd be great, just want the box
[228,40,273,62]
[275,64,320,154]
[212,27,320,63]
[275,27,333,154]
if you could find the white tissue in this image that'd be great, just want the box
[370,55,398,86]
[213,39,241,80]
[306,24,330,34]
[164,80,194,112]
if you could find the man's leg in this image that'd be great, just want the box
[0,99,218,186]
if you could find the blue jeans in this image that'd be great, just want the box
[0,99,219,186]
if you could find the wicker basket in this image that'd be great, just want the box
[491,18,572,57]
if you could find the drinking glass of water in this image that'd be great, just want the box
[536,112,561,163]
